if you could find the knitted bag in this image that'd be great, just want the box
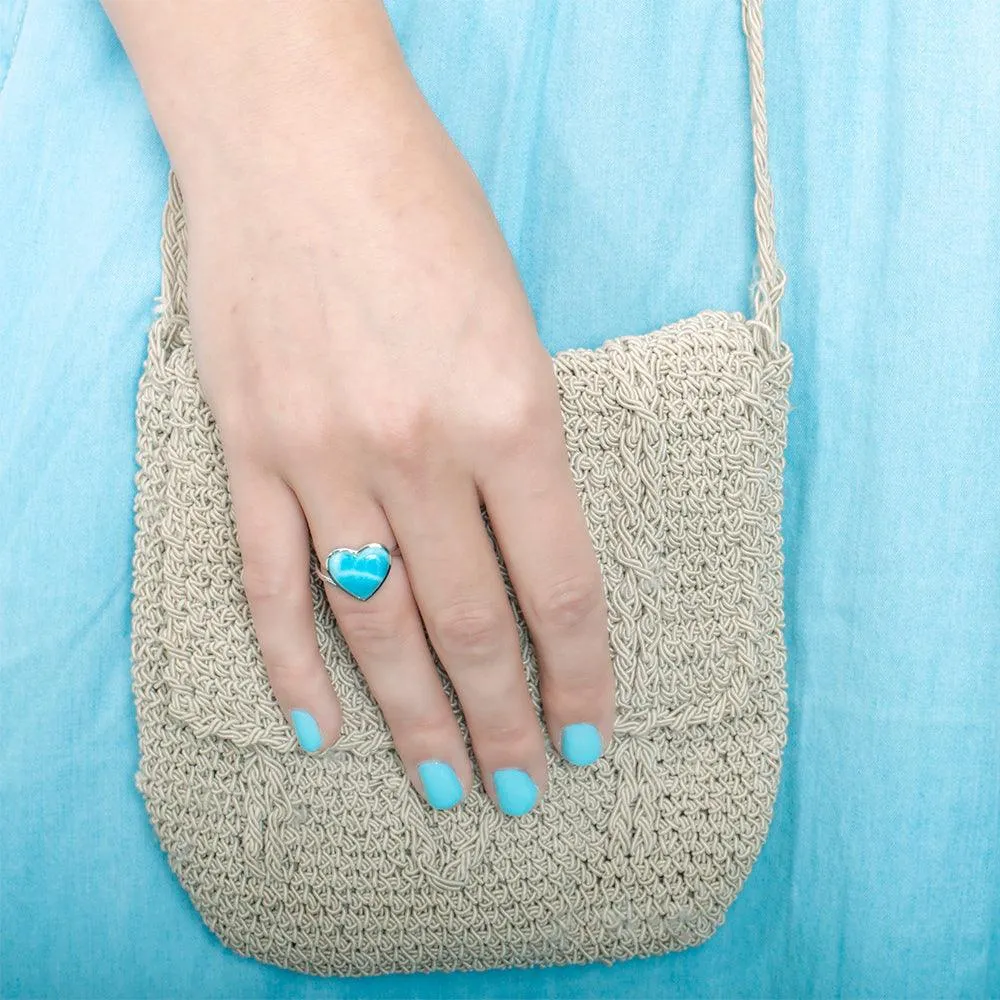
[130,0,791,977]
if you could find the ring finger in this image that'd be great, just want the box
[296,479,474,812]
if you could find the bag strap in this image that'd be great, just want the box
[742,0,785,351]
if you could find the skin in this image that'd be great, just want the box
[101,0,616,814]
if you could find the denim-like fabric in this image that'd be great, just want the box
[2,1,998,997]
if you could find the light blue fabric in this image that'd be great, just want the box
[2,0,998,996]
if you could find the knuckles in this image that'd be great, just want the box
[332,599,407,648]
[527,573,606,632]
[359,396,437,473]
[471,380,549,460]
[475,716,535,748]
[213,371,549,479]
[241,557,303,607]
[431,598,508,658]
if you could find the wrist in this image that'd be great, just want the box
[103,0,419,192]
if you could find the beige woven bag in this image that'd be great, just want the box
[130,0,791,977]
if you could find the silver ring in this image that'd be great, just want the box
[314,541,400,602]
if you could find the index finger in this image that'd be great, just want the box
[474,395,616,767]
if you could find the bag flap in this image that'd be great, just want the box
[139,308,790,755]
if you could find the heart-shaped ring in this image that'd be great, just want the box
[317,542,395,602]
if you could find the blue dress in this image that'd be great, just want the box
[2,1,998,996]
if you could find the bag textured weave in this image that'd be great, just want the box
[130,0,792,976]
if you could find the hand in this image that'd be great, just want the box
[105,0,615,816]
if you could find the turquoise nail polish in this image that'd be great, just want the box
[561,723,603,766]
[290,709,323,752]
[417,760,464,810]
[493,768,538,816]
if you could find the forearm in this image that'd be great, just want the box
[100,0,425,192]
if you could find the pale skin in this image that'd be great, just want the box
[102,0,615,816]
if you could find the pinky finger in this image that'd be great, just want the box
[227,460,343,752]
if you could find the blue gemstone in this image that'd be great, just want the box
[326,544,391,601]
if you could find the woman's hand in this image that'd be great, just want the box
[104,0,615,815]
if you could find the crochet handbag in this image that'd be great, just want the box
[130,0,792,977]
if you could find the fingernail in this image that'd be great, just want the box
[493,768,538,816]
[417,760,464,810]
[290,709,323,752]
[560,723,603,766]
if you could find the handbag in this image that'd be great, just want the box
[130,0,792,977]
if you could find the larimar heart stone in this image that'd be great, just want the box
[325,543,391,601]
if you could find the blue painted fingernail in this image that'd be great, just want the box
[417,760,464,810]
[561,723,603,766]
[493,768,538,816]
[290,709,323,752]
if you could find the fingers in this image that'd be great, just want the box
[227,398,609,821]
[475,389,616,768]
[380,463,550,817]
[294,476,474,812]
[225,460,344,753]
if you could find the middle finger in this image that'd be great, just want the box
[380,467,549,817]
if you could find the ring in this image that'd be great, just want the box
[314,541,400,602]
